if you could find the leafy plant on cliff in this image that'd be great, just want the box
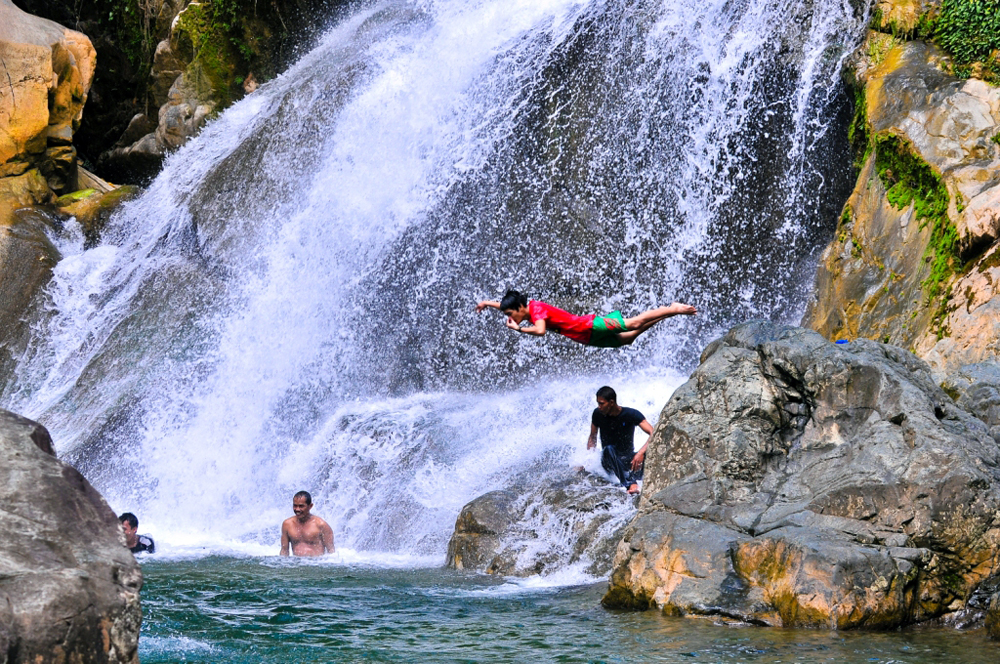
[873,134,958,335]
[934,0,1000,80]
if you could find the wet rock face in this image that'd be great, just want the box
[0,408,142,663]
[447,472,635,577]
[0,0,96,192]
[604,321,1000,629]
[804,36,1000,378]
[988,592,1000,640]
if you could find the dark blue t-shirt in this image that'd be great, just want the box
[592,406,646,457]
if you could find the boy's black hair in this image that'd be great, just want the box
[119,512,138,528]
[294,490,313,505]
[500,290,528,311]
[596,386,617,402]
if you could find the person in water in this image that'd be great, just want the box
[119,512,155,554]
[475,290,696,347]
[588,386,654,494]
[280,491,335,557]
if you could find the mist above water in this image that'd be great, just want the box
[2,0,865,565]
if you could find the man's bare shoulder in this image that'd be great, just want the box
[311,515,332,529]
[281,516,299,529]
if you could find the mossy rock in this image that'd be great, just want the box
[57,186,142,247]
[55,188,98,206]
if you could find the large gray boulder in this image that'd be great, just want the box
[447,471,635,577]
[604,321,1000,629]
[0,409,141,663]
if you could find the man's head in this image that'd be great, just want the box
[500,289,530,322]
[119,513,138,542]
[596,386,619,415]
[293,491,313,520]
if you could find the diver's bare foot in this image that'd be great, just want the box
[668,302,697,316]
[627,483,640,494]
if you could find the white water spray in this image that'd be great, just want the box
[2,0,865,569]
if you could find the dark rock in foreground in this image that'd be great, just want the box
[0,409,142,663]
[447,472,634,577]
[604,322,1000,629]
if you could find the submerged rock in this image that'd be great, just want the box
[0,409,142,662]
[447,471,635,577]
[604,322,1000,629]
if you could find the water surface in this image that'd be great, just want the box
[139,558,1000,663]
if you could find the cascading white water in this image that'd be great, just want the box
[2,0,865,565]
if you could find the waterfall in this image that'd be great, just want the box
[1,0,865,562]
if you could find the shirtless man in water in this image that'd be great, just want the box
[280,491,335,556]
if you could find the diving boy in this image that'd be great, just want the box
[475,290,696,347]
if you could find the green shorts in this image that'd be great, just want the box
[589,311,627,347]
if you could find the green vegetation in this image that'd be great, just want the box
[935,0,1000,70]
[174,0,270,107]
[867,32,898,66]
[869,0,1000,82]
[992,132,1000,145]
[846,86,870,170]
[873,134,958,335]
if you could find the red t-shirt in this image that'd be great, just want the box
[528,300,595,345]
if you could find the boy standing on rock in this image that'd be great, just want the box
[475,290,696,347]
[588,386,653,494]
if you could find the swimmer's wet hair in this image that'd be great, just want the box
[596,386,617,402]
[500,290,527,311]
[294,490,313,505]
[119,512,138,528]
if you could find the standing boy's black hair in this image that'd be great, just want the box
[500,290,528,311]
[596,386,617,402]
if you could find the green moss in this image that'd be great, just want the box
[992,132,1000,146]
[934,0,1000,80]
[873,134,958,333]
[847,86,870,170]
[55,189,98,206]
[176,2,242,106]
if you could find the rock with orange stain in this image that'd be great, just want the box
[603,322,1000,628]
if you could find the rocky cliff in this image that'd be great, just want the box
[1,0,96,191]
[804,0,1000,378]
[0,409,142,663]
[13,0,350,183]
[603,322,1000,629]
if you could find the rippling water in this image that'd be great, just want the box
[139,558,1000,663]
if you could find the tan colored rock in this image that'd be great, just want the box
[874,0,937,33]
[0,0,96,191]
[805,38,1000,377]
